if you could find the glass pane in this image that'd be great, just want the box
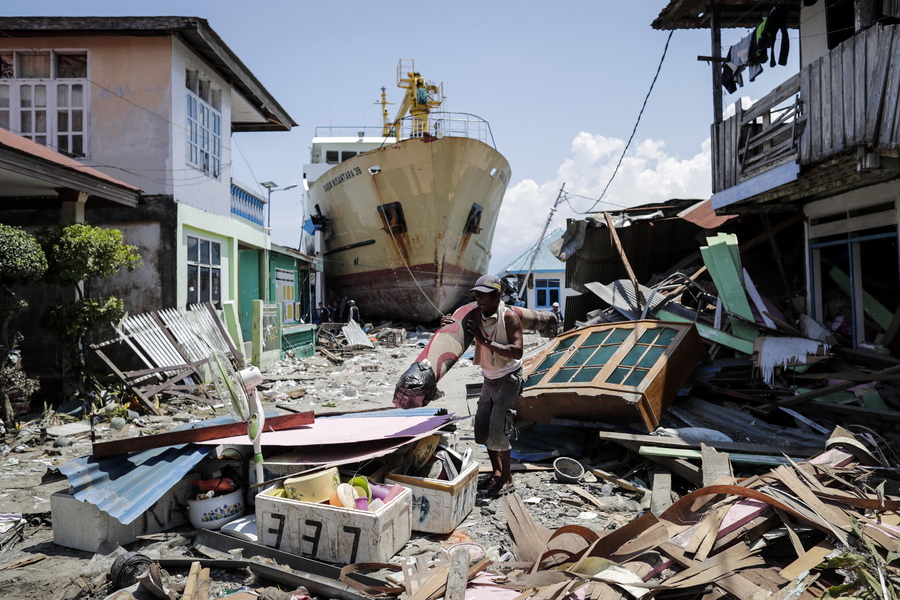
[57,53,87,78]
[200,240,210,264]
[537,289,547,306]
[583,330,611,347]
[72,110,82,131]
[57,111,68,131]
[586,344,617,366]
[211,268,221,305]
[187,265,198,304]
[35,110,46,133]
[638,329,660,344]
[557,335,579,350]
[606,367,630,385]
[536,279,548,287]
[57,84,68,108]
[0,110,8,129]
[187,236,198,262]
[549,368,578,384]
[57,135,68,153]
[71,135,82,155]
[637,346,664,369]
[20,53,50,78]
[571,367,602,383]
[550,289,560,304]
[0,85,8,108]
[210,242,221,265]
[0,53,12,78]
[607,328,632,345]
[35,135,46,145]
[624,370,648,387]
[200,267,210,302]
[655,328,678,346]
[523,373,544,388]
[20,85,31,107]
[34,85,46,107]
[72,84,83,106]
[565,347,596,366]
[534,350,566,374]
[621,345,646,367]
[21,111,31,132]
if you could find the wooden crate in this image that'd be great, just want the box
[256,485,411,564]
[385,460,478,534]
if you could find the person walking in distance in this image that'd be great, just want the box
[442,274,523,496]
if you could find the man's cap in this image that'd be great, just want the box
[470,274,502,294]
[552,302,559,308]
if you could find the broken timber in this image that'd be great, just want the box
[91,411,314,458]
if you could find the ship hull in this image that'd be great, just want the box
[309,136,510,322]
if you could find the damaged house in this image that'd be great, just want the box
[653,0,900,349]
[0,17,317,386]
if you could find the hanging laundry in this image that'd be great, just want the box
[721,5,790,93]
[752,6,790,68]
[721,33,754,93]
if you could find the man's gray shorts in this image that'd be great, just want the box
[474,368,523,451]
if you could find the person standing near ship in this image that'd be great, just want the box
[551,301,564,334]
[348,300,361,325]
[441,274,523,496]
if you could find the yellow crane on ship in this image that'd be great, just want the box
[380,59,444,140]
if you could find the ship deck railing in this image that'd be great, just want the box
[314,111,497,149]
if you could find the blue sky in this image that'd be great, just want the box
[8,2,792,272]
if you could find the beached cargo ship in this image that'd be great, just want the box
[303,60,510,322]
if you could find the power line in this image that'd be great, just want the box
[582,29,674,214]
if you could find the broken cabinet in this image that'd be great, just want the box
[519,320,704,431]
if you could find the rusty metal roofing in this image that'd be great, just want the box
[652,1,801,30]
[58,415,234,525]
[677,199,740,230]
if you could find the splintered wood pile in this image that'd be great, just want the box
[343,427,899,600]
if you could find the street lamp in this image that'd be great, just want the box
[261,181,298,230]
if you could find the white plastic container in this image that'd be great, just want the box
[187,488,245,530]
[385,460,478,534]
[256,484,411,564]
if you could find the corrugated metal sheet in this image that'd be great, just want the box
[499,228,566,274]
[58,415,239,525]
[678,199,740,230]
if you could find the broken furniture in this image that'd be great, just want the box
[519,320,704,431]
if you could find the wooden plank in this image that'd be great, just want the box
[821,50,833,155]
[865,27,893,146]
[0,553,46,572]
[742,269,776,329]
[444,547,469,600]
[595,430,822,457]
[831,44,844,149]
[809,58,823,162]
[701,234,758,341]
[603,212,644,309]
[876,27,900,148]
[91,411,315,458]
[639,446,796,466]
[778,539,834,580]
[854,33,867,146]
[614,438,702,485]
[659,542,768,598]
[649,468,672,516]
[828,265,893,330]
[182,561,201,600]
[799,62,813,162]
[195,567,210,600]
[701,444,733,487]
[841,41,855,148]
[92,348,165,416]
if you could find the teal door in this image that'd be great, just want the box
[239,249,261,342]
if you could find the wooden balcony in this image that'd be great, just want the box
[713,23,900,202]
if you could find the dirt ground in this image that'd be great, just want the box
[0,332,645,600]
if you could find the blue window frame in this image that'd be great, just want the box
[535,279,560,309]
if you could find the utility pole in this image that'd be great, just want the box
[517,183,565,304]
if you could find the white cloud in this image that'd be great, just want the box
[489,132,711,272]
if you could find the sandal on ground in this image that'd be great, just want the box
[477,475,500,490]
[484,481,515,498]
